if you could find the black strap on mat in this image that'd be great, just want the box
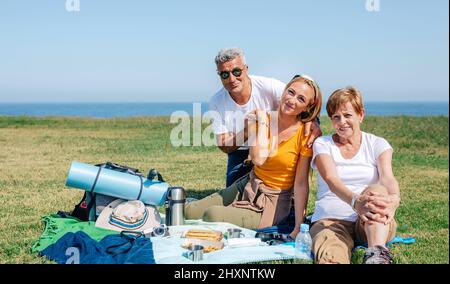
[90,166,103,194]
[105,231,144,255]
[147,169,165,182]
[86,166,103,219]
[136,175,144,201]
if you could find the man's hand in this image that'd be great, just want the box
[304,119,322,148]
[217,133,240,153]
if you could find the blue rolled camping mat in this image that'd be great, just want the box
[65,161,169,206]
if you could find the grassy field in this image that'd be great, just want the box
[0,115,448,264]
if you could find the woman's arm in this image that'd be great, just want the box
[290,155,312,237]
[315,154,375,222]
[366,149,401,224]
[377,149,400,198]
[248,110,270,166]
[315,154,355,205]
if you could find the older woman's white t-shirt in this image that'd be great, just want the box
[311,132,392,223]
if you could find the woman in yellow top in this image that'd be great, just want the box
[185,75,322,236]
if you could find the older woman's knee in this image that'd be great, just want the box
[361,184,388,196]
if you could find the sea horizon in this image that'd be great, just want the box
[0,101,448,118]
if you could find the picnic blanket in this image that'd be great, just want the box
[33,214,297,264]
[31,214,117,253]
[151,219,296,264]
[41,231,155,264]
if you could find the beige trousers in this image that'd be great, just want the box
[310,184,397,264]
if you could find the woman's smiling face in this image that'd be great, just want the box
[280,81,314,116]
[331,101,365,139]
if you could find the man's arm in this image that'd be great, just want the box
[216,127,250,154]
[216,113,253,153]
[216,132,243,153]
[304,118,322,148]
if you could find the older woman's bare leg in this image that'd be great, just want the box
[356,184,397,247]
[355,184,397,264]
[365,220,391,247]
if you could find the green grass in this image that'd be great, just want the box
[0,115,448,264]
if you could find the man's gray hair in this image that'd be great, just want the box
[215,47,246,65]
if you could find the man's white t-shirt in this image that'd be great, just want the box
[208,75,286,136]
[310,132,393,223]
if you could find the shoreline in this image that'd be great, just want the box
[0,102,448,118]
[0,114,449,120]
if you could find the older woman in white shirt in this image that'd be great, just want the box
[310,87,401,264]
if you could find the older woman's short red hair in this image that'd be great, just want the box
[326,86,364,117]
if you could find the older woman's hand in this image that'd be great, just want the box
[354,195,376,222]
[354,194,389,224]
[366,192,400,225]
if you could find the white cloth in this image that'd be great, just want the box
[151,217,296,264]
[226,238,264,248]
[208,75,285,136]
[310,132,393,223]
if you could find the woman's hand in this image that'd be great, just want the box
[245,109,257,122]
[355,192,399,225]
[354,194,374,222]
[245,110,267,131]
[366,192,400,225]
[245,110,260,145]
[248,109,270,166]
[354,194,388,224]
[290,227,300,239]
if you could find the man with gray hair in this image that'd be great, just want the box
[209,47,321,187]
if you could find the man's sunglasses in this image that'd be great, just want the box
[217,67,246,80]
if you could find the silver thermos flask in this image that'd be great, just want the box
[165,187,186,226]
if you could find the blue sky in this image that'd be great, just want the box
[0,0,448,103]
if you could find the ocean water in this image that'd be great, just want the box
[0,102,448,118]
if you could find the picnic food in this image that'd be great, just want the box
[183,229,223,242]
[203,245,219,253]
[182,238,224,253]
